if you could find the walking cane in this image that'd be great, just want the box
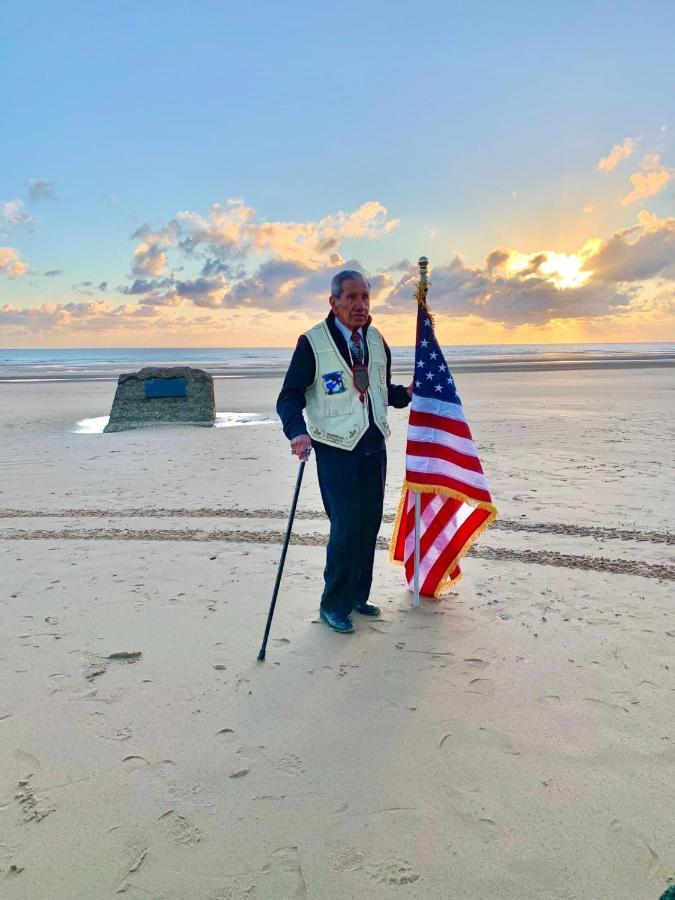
[257,446,311,661]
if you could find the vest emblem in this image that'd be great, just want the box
[321,371,346,394]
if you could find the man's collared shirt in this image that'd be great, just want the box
[332,318,363,365]
[276,312,410,447]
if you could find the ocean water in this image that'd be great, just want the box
[1,343,674,382]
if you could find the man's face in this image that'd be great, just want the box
[329,278,370,331]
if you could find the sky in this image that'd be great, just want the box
[1,0,674,348]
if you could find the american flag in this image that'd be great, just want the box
[390,296,497,597]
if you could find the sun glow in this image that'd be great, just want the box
[538,252,591,289]
[504,249,593,289]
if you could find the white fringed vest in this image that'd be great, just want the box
[303,320,390,450]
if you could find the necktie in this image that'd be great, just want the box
[350,329,363,365]
[350,329,368,403]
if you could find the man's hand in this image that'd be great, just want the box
[290,434,312,459]
[406,381,414,399]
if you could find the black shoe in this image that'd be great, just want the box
[353,602,381,617]
[319,609,355,633]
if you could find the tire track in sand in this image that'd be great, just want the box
[0,507,672,545]
[1,526,673,580]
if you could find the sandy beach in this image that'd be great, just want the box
[1,363,674,899]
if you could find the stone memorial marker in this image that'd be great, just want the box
[104,366,216,432]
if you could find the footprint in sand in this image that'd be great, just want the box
[607,819,660,882]
[463,657,489,670]
[440,726,520,757]
[537,694,562,706]
[14,775,54,823]
[45,673,94,699]
[159,810,202,845]
[12,749,41,770]
[478,726,521,755]
[99,725,133,742]
[0,841,17,873]
[276,754,306,776]
[464,677,496,697]
[122,754,151,772]
[330,846,364,872]
[259,847,307,899]
[366,859,421,885]
[367,621,393,634]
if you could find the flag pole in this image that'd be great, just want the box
[413,492,421,607]
[412,256,429,609]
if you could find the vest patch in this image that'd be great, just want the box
[321,371,346,394]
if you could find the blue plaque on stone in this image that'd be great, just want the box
[144,377,187,398]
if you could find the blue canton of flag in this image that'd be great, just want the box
[412,313,460,405]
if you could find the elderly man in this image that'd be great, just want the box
[276,271,412,633]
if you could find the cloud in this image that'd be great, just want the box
[0,300,247,340]
[383,259,411,273]
[2,199,34,227]
[378,252,633,327]
[220,259,321,310]
[119,277,174,296]
[127,210,669,329]
[124,199,400,313]
[583,210,675,281]
[375,208,675,329]
[128,200,399,283]
[596,137,638,173]
[0,300,161,334]
[200,257,236,277]
[130,222,180,277]
[44,269,63,277]
[28,179,57,201]
[72,280,109,294]
[127,252,397,316]
[0,246,30,279]
[620,154,673,206]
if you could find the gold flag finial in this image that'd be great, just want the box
[415,256,431,319]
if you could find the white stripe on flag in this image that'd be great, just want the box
[406,455,490,491]
[407,424,478,458]
[403,493,445,560]
[404,501,474,587]
[412,394,467,422]
[417,502,474,585]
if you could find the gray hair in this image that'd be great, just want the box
[330,270,370,299]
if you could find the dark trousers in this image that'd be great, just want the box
[314,442,387,617]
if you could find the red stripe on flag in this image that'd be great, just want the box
[404,470,493,504]
[407,439,485,474]
[409,410,473,440]
[415,497,462,565]
[421,506,491,595]
[403,497,452,583]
